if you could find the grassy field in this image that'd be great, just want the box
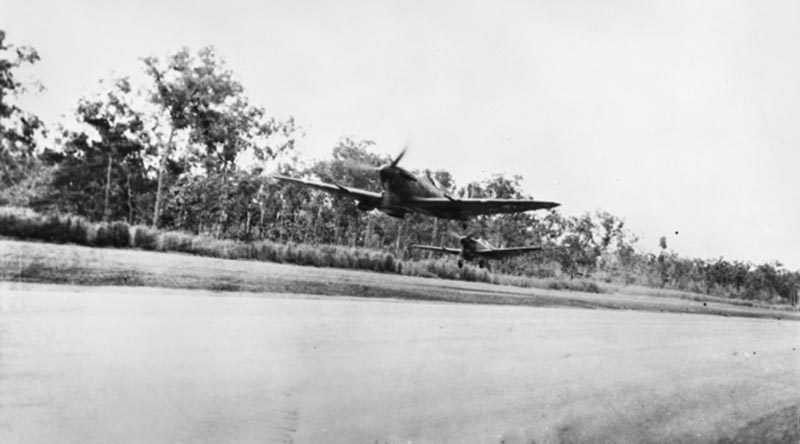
[1,238,797,321]
[7,206,797,303]
[0,206,608,293]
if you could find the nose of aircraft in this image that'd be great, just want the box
[379,166,393,186]
[379,165,417,184]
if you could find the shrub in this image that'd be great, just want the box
[64,215,94,244]
[226,242,251,260]
[298,244,316,266]
[197,238,251,260]
[190,236,230,258]
[251,240,281,262]
[381,253,396,273]
[0,207,40,239]
[158,231,194,253]
[0,207,95,245]
[399,258,491,282]
[332,249,350,269]
[400,261,438,278]
[317,245,337,267]
[545,278,603,293]
[459,264,492,283]
[95,221,131,248]
[132,225,159,250]
[40,214,64,242]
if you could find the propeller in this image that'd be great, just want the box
[381,146,416,182]
[390,145,407,168]
[340,146,413,181]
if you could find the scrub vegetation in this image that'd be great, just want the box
[2,239,796,321]
[1,206,593,292]
[1,30,798,305]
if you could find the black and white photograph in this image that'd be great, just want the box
[1,1,798,443]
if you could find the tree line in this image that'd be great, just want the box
[1,31,797,304]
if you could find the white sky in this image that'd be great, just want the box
[5,0,800,269]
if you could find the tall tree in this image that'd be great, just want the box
[308,137,388,245]
[142,48,197,227]
[46,77,152,222]
[143,47,295,232]
[0,29,45,190]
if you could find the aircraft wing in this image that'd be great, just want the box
[409,197,560,218]
[476,246,543,260]
[409,245,461,255]
[273,175,382,207]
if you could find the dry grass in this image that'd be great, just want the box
[0,206,603,293]
[1,239,796,321]
[0,207,399,273]
[4,206,795,303]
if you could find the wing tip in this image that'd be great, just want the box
[269,174,293,182]
[266,173,287,185]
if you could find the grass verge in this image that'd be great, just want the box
[1,239,796,321]
[0,206,602,294]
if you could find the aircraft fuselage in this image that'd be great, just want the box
[458,236,494,261]
[377,166,463,219]
[379,167,442,200]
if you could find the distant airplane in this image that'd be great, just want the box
[410,233,543,270]
[272,148,559,227]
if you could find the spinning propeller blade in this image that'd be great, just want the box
[390,145,408,167]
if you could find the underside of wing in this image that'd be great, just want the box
[478,246,543,260]
[273,175,382,207]
[409,197,560,218]
[409,245,461,255]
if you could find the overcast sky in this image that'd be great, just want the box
[6,0,799,268]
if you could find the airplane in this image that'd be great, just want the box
[410,232,543,270]
[272,148,560,227]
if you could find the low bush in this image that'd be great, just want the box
[381,253,396,273]
[0,207,94,245]
[189,236,229,258]
[132,225,159,250]
[202,238,250,260]
[251,240,281,263]
[401,259,492,283]
[157,231,194,253]
[0,206,603,294]
[0,207,34,238]
[64,215,95,245]
[40,214,92,244]
[544,278,603,293]
[459,265,493,283]
[95,221,131,248]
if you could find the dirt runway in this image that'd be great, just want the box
[1,283,797,443]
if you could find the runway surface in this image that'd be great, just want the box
[1,283,798,443]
